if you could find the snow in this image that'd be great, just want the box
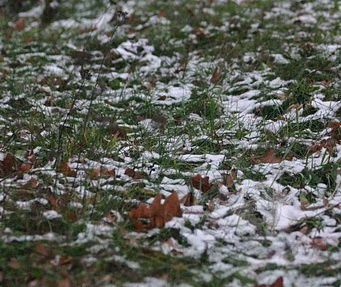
[1,0,340,286]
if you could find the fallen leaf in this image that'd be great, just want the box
[327,121,341,129]
[14,18,25,31]
[256,276,283,287]
[157,95,167,101]
[46,193,58,210]
[191,174,212,192]
[128,192,182,230]
[125,167,148,179]
[252,149,282,164]
[180,192,196,206]
[149,193,164,228]
[163,191,182,221]
[222,168,237,188]
[57,277,71,287]
[0,152,16,177]
[310,237,327,250]
[19,162,32,172]
[210,68,220,85]
[58,162,76,177]
[192,27,205,37]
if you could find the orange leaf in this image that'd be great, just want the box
[253,149,282,164]
[191,174,212,192]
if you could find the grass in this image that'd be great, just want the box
[0,0,340,286]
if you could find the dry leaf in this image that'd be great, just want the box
[46,193,58,210]
[14,18,25,31]
[180,192,196,206]
[310,237,327,250]
[125,167,148,179]
[192,27,205,37]
[164,192,182,221]
[157,95,167,100]
[327,121,341,129]
[19,162,32,172]
[57,277,71,287]
[58,162,76,177]
[128,192,182,230]
[210,68,220,85]
[0,152,16,177]
[191,174,212,192]
[256,276,283,287]
[223,169,237,188]
[253,149,282,164]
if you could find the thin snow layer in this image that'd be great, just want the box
[1,0,340,286]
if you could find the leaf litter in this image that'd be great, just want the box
[0,0,340,286]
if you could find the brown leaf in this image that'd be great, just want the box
[163,192,182,221]
[327,121,341,129]
[149,193,164,228]
[101,166,115,177]
[14,18,25,31]
[210,68,220,85]
[46,193,58,210]
[19,162,32,172]
[57,277,71,287]
[191,174,212,192]
[223,169,237,188]
[124,167,148,179]
[256,276,283,287]
[58,162,76,177]
[180,192,196,206]
[157,95,167,101]
[192,27,205,37]
[128,192,182,230]
[88,167,101,179]
[0,152,16,177]
[22,176,38,189]
[35,243,51,258]
[253,149,282,164]
[310,237,327,250]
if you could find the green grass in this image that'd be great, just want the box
[0,0,340,286]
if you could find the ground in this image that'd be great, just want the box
[0,0,340,286]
